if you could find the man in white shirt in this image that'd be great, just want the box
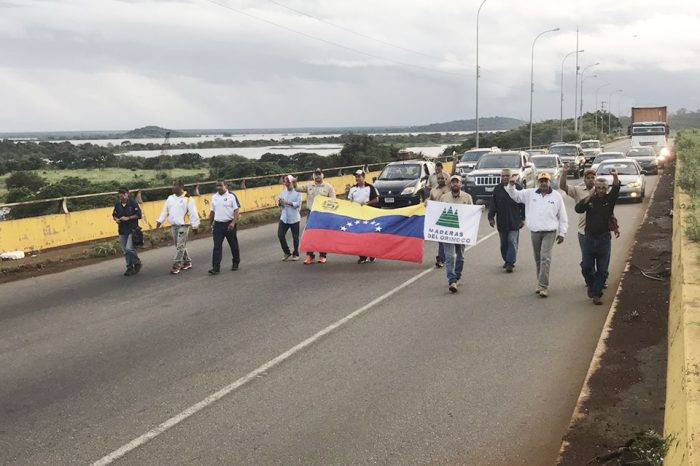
[278,175,302,261]
[347,169,379,264]
[208,180,241,275]
[295,168,336,264]
[506,172,568,297]
[156,180,201,274]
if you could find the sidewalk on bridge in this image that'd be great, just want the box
[558,164,674,464]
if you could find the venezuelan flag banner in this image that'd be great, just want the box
[300,195,425,263]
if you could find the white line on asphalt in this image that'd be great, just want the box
[92,230,498,465]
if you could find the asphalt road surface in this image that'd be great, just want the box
[0,139,658,465]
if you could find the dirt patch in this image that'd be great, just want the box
[559,164,674,464]
[0,207,285,284]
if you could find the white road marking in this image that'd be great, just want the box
[92,230,498,465]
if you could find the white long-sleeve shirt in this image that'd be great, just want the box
[157,194,201,228]
[505,184,568,236]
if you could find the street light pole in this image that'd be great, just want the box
[529,27,559,149]
[608,89,623,133]
[560,49,583,141]
[594,82,610,133]
[574,27,580,134]
[475,0,488,149]
[578,62,599,132]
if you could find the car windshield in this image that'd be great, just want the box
[477,154,520,169]
[631,125,665,135]
[581,141,601,149]
[627,148,655,157]
[378,164,422,180]
[593,154,621,164]
[527,150,547,156]
[531,156,558,168]
[551,146,577,156]
[597,162,639,175]
[461,150,490,162]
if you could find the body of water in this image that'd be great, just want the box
[123,145,345,159]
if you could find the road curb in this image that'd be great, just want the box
[557,169,661,461]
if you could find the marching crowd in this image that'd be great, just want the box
[112,161,622,305]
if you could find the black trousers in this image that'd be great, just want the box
[212,221,240,270]
[278,221,300,256]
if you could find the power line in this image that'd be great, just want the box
[200,0,463,77]
[265,0,465,67]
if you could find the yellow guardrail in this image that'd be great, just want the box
[664,161,700,465]
[0,162,456,253]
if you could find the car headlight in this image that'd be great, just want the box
[401,186,417,195]
[628,181,641,188]
[660,147,671,157]
[656,155,665,162]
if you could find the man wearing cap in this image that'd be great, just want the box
[506,171,568,297]
[208,180,241,275]
[347,169,379,264]
[295,168,336,264]
[438,175,477,293]
[488,168,525,273]
[112,187,142,276]
[560,164,597,254]
[427,172,451,267]
[277,175,302,261]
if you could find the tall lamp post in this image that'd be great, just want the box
[560,49,583,141]
[594,82,610,133]
[578,62,599,132]
[475,0,488,149]
[608,89,623,133]
[529,27,559,149]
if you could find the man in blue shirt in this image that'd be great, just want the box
[112,188,142,276]
[278,175,302,261]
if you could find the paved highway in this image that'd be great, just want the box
[0,139,656,465]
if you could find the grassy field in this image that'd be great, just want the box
[0,168,209,201]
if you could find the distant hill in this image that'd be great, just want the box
[122,126,186,139]
[406,117,524,133]
[669,110,700,130]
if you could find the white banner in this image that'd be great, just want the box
[424,201,482,246]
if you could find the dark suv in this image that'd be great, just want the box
[373,160,436,208]
[463,151,535,203]
[549,144,586,178]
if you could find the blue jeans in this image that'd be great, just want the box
[212,221,240,270]
[278,221,300,256]
[581,232,612,297]
[436,242,445,263]
[118,233,140,268]
[443,243,464,284]
[498,229,519,266]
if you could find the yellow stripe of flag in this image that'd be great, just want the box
[311,195,425,220]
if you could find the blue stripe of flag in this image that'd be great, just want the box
[306,211,424,239]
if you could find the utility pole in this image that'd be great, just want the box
[475,0,487,149]
[560,49,583,142]
[573,27,580,135]
[529,27,559,149]
[594,82,610,133]
[608,89,623,133]
[578,62,599,133]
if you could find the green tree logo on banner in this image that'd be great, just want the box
[435,206,460,228]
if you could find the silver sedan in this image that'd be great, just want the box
[595,159,646,202]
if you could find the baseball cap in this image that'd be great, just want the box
[537,172,552,181]
[450,174,462,182]
[284,175,295,183]
[584,169,596,177]
[314,168,323,174]
[354,169,365,176]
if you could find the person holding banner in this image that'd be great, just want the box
[505,172,568,298]
[438,175,475,293]
[295,168,336,265]
[347,169,379,264]
[427,172,450,268]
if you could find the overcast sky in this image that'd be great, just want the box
[1,0,699,131]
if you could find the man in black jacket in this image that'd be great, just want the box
[112,188,142,276]
[488,169,525,272]
[575,170,620,304]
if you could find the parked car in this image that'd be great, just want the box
[590,152,626,172]
[595,159,646,202]
[550,144,586,178]
[530,155,563,184]
[463,151,535,203]
[580,139,603,165]
[373,160,435,208]
[455,147,500,177]
[626,146,659,174]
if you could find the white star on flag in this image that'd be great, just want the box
[346,222,353,227]
[375,226,382,232]
[363,220,369,224]
[340,226,347,231]
[354,220,360,224]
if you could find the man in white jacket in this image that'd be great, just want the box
[505,172,568,297]
[157,180,201,274]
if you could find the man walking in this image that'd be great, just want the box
[208,180,241,275]
[488,168,525,273]
[112,188,142,276]
[560,164,596,253]
[295,168,336,264]
[575,170,620,305]
[438,175,475,294]
[157,180,201,274]
[278,175,302,261]
[506,172,568,297]
[427,172,450,268]
[348,169,379,264]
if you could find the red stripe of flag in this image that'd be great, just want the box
[300,230,424,263]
